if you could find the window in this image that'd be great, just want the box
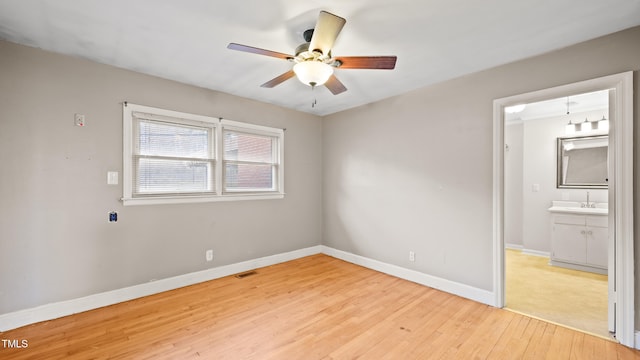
[123,103,284,205]
[223,126,279,193]
[134,115,216,196]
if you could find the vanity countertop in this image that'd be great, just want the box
[548,201,608,215]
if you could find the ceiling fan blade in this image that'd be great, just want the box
[227,43,293,60]
[260,70,296,88]
[334,56,397,69]
[308,11,346,56]
[324,74,347,95]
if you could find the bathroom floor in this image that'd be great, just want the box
[505,249,610,339]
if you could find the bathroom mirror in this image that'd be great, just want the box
[557,135,608,189]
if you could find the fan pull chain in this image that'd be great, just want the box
[311,85,317,108]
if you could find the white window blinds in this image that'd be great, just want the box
[133,116,216,196]
[122,103,284,205]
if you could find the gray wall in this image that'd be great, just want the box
[323,26,640,325]
[521,110,608,253]
[0,40,323,314]
[1,25,639,332]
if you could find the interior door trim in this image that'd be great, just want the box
[492,71,634,347]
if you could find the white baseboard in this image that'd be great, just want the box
[0,246,322,332]
[635,331,640,350]
[320,246,494,306]
[505,243,523,250]
[505,245,549,258]
[521,248,550,258]
[1,245,498,332]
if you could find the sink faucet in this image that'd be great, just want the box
[587,191,591,207]
[582,191,596,208]
[582,191,590,208]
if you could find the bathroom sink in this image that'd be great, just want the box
[548,206,608,215]
[548,201,608,215]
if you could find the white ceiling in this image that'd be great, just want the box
[1,0,639,116]
[506,89,609,123]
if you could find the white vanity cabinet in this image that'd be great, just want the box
[549,211,608,274]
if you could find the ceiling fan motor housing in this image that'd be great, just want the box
[303,29,314,42]
[294,42,332,64]
[295,42,310,57]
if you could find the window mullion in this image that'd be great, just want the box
[215,124,223,195]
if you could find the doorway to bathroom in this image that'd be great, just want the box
[492,72,634,347]
[503,89,610,337]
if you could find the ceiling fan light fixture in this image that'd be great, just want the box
[293,61,333,87]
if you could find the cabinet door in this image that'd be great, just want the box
[586,226,608,268]
[552,224,587,264]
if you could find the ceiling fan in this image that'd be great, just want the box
[227,11,397,95]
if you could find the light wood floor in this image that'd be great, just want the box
[1,254,638,359]
[505,249,609,338]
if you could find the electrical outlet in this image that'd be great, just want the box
[409,251,415,262]
[205,250,213,262]
[74,113,85,127]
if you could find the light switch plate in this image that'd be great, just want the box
[107,171,119,185]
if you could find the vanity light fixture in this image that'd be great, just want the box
[562,95,608,134]
[565,120,575,134]
[598,115,609,132]
[564,115,609,135]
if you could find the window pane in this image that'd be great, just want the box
[225,163,274,191]
[136,158,213,194]
[139,120,210,158]
[224,131,273,162]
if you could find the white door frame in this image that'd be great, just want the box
[492,72,634,347]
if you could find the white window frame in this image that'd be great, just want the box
[123,103,284,206]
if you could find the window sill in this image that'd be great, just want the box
[121,193,285,206]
